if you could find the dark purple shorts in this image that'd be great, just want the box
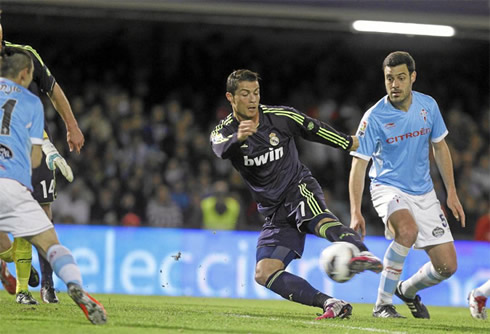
[256,175,338,263]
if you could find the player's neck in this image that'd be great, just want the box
[389,95,412,112]
[234,112,259,125]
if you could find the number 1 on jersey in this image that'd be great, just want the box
[1,99,18,135]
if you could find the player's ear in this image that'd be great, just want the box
[411,70,417,84]
[225,92,234,104]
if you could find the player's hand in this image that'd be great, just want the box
[42,139,74,182]
[237,120,257,142]
[350,212,366,240]
[447,191,465,228]
[67,126,85,154]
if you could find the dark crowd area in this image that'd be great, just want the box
[4,16,489,240]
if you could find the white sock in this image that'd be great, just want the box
[475,279,490,297]
[401,262,446,299]
[47,244,82,286]
[375,241,410,308]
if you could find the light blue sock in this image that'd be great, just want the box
[47,244,82,286]
[402,262,447,299]
[375,241,410,308]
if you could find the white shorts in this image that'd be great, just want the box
[371,184,454,249]
[0,178,54,238]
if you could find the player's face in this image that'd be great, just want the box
[384,64,416,111]
[227,80,260,122]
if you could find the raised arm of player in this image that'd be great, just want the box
[49,82,84,154]
[432,139,466,227]
[272,106,353,151]
[349,156,370,239]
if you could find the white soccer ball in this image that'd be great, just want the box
[319,242,360,283]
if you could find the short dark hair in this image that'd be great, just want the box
[0,49,33,78]
[226,69,260,95]
[382,51,416,74]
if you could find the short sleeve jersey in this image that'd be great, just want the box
[351,91,448,195]
[0,78,44,190]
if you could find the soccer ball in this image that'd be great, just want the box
[319,242,360,283]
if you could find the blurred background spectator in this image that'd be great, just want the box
[200,180,243,231]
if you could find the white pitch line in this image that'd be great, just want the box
[304,321,408,334]
[228,314,407,334]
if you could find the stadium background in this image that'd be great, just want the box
[1,0,489,306]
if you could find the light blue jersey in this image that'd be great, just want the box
[0,78,44,190]
[352,91,448,195]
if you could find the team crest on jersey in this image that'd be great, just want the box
[0,144,13,160]
[420,109,427,122]
[357,120,368,137]
[269,133,280,146]
[307,121,314,131]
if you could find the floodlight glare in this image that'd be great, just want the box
[352,20,455,37]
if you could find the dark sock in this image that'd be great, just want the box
[39,253,54,286]
[265,269,330,308]
[308,220,368,252]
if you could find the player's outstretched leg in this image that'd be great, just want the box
[67,283,107,325]
[310,219,383,274]
[349,251,383,274]
[44,244,107,324]
[0,259,16,295]
[394,281,429,319]
[316,298,352,320]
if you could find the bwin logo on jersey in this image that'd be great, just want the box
[244,147,284,166]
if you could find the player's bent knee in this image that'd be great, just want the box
[255,259,284,286]
[436,263,457,278]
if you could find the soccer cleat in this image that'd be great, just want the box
[349,251,383,274]
[468,289,487,320]
[0,259,16,295]
[29,266,40,288]
[16,290,39,305]
[372,304,406,318]
[316,298,352,320]
[395,281,430,319]
[68,283,107,325]
[41,285,59,303]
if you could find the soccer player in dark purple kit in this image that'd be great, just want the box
[211,69,383,319]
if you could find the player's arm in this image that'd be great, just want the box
[210,128,241,159]
[49,82,84,154]
[19,43,84,154]
[349,156,370,239]
[432,139,465,227]
[31,145,42,168]
[284,108,354,151]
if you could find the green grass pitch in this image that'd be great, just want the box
[0,291,488,333]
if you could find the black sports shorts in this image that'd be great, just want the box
[256,175,338,261]
[31,151,56,204]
